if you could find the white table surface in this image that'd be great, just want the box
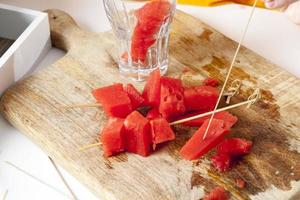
[0,1,299,200]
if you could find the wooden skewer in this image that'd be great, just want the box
[78,142,102,151]
[2,190,8,200]
[5,161,71,198]
[170,89,260,126]
[48,157,78,200]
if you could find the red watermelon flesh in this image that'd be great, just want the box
[177,111,238,129]
[150,117,175,150]
[123,84,145,110]
[159,77,186,120]
[211,153,232,172]
[184,86,219,111]
[124,111,151,157]
[217,138,252,157]
[146,108,161,120]
[100,118,125,157]
[204,187,229,200]
[142,69,161,107]
[203,77,219,87]
[92,84,132,118]
[180,119,230,160]
[131,0,172,62]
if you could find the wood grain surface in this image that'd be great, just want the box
[1,9,300,200]
[0,37,14,57]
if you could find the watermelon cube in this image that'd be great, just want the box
[150,117,175,150]
[184,86,219,111]
[180,119,230,160]
[124,111,152,157]
[123,84,145,110]
[146,108,161,120]
[159,77,186,120]
[211,153,232,172]
[142,69,161,107]
[217,138,252,157]
[100,118,126,157]
[204,187,229,200]
[92,84,132,118]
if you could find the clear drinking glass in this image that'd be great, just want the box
[103,0,176,81]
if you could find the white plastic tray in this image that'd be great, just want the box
[0,3,51,95]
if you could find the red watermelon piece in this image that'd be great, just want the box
[203,77,219,87]
[236,179,246,188]
[124,111,151,157]
[92,84,132,118]
[217,138,252,157]
[211,153,232,172]
[159,77,186,120]
[123,84,145,110]
[142,69,161,107]
[131,0,172,62]
[184,86,219,111]
[177,111,238,129]
[204,187,229,200]
[100,118,125,157]
[150,117,175,149]
[180,119,230,160]
[146,108,161,120]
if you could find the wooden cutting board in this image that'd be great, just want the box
[1,9,300,200]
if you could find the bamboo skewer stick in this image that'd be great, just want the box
[2,190,8,200]
[79,142,102,151]
[201,0,259,140]
[48,157,78,200]
[170,89,260,126]
[5,161,71,199]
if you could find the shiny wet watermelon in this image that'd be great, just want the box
[131,0,172,62]
[142,69,161,107]
[150,117,175,150]
[123,83,145,110]
[159,77,186,120]
[211,153,231,172]
[146,108,161,120]
[180,119,230,160]
[184,85,219,111]
[217,138,252,157]
[100,118,125,157]
[124,111,151,157]
[92,84,132,118]
[204,187,229,200]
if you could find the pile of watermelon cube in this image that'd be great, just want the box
[93,70,252,171]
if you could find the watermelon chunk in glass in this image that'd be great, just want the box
[217,138,252,157]
[100,118,126,157]
[142,69,161,107]
[123,84,145,110]
[204,187,229,200]
[159,77,186,120]
[180,119,230,160]
[146,108,161,120]
[92,84,132,118]
[150,117,175,150]
[211,153,232,172]
[177,111,238,129]
[184,86,219,111]
[124,111,152,157]
[131,0,172,62]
